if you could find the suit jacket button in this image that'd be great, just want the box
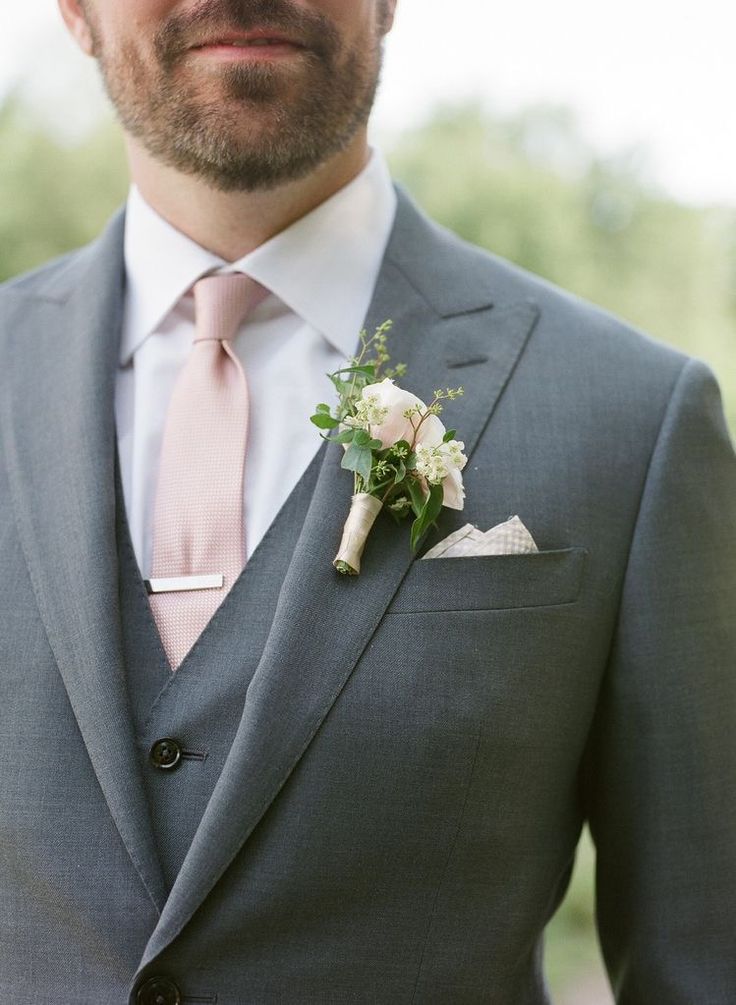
[149,738,183,771]
[135,975,181,1005]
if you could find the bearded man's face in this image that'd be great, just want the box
[77,0,394,191]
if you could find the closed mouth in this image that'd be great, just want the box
[190,30,307,51]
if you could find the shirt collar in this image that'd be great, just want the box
[121,150,397,366]
[121,188,224,365]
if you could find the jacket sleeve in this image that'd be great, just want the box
[583,357,736,1003]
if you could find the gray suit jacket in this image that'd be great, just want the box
[1,190,735,1004]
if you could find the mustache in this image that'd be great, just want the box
[154,0,341,66]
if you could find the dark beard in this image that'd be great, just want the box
[90,0,385,192]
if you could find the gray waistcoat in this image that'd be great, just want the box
[115,450,323,890]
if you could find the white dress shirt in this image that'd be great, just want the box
[116,151,397,576]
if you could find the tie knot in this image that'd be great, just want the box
[193,273,268,343]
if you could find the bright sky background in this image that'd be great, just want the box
[2,0,735,206]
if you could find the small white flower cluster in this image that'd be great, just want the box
[415,439,468,485]
[351,392,390,428]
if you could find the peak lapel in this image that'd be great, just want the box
[141,192,540,965]
[0,215,167,912]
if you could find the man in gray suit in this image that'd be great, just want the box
[1,0,734,1002]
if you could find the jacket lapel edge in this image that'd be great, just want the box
[0,213,168,911]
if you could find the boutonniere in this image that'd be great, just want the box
[311,322,468,575]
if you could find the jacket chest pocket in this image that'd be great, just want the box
[387,547,587,613]
[341,546,594,757]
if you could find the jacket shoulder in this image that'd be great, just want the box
[412,210,697,406]
[0,209,126,305]
[1,245,95,304]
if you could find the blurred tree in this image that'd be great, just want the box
[0,96,127,281]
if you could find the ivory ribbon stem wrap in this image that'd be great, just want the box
[333,493,383,575]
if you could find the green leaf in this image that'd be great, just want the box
[367,438,383,451]
[335,364,377,377]
[353,428,372,447]
[330,428,356,444]
[406,477,427,518]
[315,403,332,414]
[310,412,340,429]
[425,481,445,524]
[443,429,457,443]
[393,460,406,485]
[342,443,373,484]
[410,483,444,552]
[409,513,426,553]
[328,375,351,396]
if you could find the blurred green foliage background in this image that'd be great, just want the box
[1,96,734,1003]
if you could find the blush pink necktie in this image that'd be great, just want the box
[147,273,267,670]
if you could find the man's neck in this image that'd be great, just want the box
[126,134,371,262]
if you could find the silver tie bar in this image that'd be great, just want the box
[144,574,225,595]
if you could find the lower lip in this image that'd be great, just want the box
[190,42,305,61]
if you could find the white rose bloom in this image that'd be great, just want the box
[361,379,443,448]
[442,466,465,510]
[364,380,467,510]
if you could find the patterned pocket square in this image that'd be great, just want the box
[422,516,539,559]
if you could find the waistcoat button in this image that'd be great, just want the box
[135,975,182,1005]
[150,738,183,771]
